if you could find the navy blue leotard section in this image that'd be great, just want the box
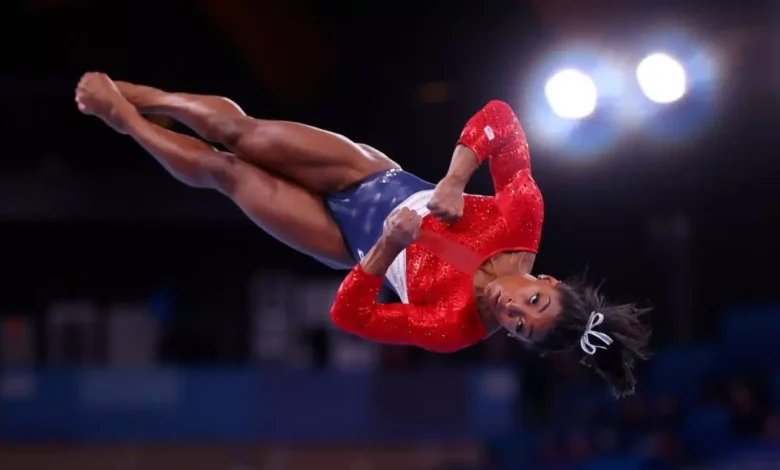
[324,169,434,272]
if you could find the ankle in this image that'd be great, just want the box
[110,101,141,133]
[115,81,166,111]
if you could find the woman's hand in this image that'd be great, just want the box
[382,207,423,250]
[427,177,465,223]
[359,208,420,276]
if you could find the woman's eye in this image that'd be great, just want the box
[530,294,540,305]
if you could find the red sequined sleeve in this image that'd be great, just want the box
[330,265,466,353]
[457,100,530,194]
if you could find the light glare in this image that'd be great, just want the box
[544,69,598,119]
[636,53,687,104]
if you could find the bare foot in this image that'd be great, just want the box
[75,72,137,134]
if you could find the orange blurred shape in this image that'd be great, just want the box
[419,82,452,104]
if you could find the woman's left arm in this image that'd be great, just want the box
[427,100,531,221]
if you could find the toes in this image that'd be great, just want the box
[74,92,87,113]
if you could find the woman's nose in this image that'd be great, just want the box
[499,295,513,307]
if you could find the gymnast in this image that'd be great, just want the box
[75,72,650,397]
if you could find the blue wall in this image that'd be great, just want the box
[0,367,519,442]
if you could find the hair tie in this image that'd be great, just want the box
[580,311,613,355]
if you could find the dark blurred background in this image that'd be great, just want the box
[1,0,779,468]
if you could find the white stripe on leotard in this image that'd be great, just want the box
[384,190,434,304]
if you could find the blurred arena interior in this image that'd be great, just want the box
[2,0,780,469]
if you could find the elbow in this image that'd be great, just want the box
[483,100,526,145]
[484,100,515,117]
[329,305,346,328]
[330,304,361,333]
[484,99,513,113]
[483,100,520,126]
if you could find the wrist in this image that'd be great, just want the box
[441,173,469,190]
[377,235,408,254]
[359,236,404,277]
[114,107,146,136]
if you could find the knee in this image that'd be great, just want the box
[195,152,239,190]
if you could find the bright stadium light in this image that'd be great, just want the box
[636,53,687,104]
[544,69,598,119]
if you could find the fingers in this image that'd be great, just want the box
[403,208,423,240]
[75,75,86,112]
[75,96,85,113]
[388,207,422,230]
[384,207,419,232]
[426,201,462,223]
[429,205,460,223]
[382,206,423,248]
[384,206,404,231]
[390,206,417,220]
[411,211,423,232]
[396,207,422,227]
[75,72,93,114]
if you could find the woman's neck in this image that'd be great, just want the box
[473,251,536,288]
[473,251,536,332]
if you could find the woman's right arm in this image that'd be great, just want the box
[329,208,462,352]
[330,235,448,349]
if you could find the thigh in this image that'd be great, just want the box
[232,120,400,194]
[213,155,354,269]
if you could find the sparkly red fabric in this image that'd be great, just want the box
[330,100,544,353]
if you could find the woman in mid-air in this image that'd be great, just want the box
[75,72,650,397]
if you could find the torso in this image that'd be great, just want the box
[385,189,542,350]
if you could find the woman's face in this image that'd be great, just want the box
[484,273,562,344]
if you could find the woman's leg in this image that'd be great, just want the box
[115,81,400,194]
[77,73,353,268]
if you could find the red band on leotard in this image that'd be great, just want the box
[416,229,484,275]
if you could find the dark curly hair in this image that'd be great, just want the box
[534,278,652,398]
